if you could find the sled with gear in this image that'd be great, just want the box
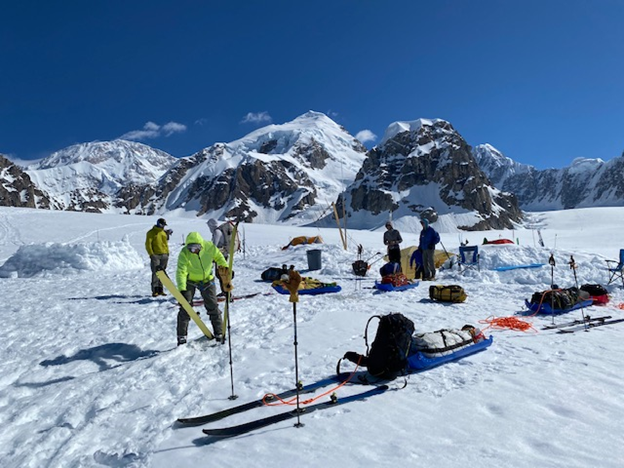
[374,269,419,292]
[374,280,419,292]
[580,284,609,305]
[339,313,492,379]
[272,277,341,295]
[525,287,593,314]
[407,326,493,371]
[428,284,467,303]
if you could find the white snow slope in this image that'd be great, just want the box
[0,206,623,468]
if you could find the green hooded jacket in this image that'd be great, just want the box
[176,232,228,291]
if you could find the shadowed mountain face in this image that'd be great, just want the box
[338,119,523,230]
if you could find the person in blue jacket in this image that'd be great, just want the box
[418,219,440,280]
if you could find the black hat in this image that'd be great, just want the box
[157,218,167,227]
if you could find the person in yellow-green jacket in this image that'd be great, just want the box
[176,231,231,345]
[145,218,171,297]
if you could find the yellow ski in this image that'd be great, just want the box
[221,222,239,338]
[156,270,214,340]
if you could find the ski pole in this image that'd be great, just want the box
[224,291,238,400]
[549,254,556,325]
[292,301,304,428]
[569,255,588,331]
[439,240,452,261]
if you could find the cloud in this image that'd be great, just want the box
[240,111,272,124]
[355,129,377,144]
[119,121,187,141]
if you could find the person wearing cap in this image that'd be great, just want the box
[418,218,441,280]
[145,218,171,297]
[175,231,230,345]
[383,221,403,267]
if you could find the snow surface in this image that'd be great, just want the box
[1,206,623,467]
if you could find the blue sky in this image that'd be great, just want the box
[2,0,623,169]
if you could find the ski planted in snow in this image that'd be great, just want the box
[557,317,624,334]
[542,315,612,330]
[221,222,239,343]
[177,376,341,426]
[156,270,214,340]
[202,384,389,438]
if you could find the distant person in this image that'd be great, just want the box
[207,218,228,257]
[409,248,424,280]
[418,219,440,280]
[207,218,235,296]
[383,221,403,267]
[145,218,171,297]
[176,231,230,345]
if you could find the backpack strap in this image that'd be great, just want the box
[364,315,382,355]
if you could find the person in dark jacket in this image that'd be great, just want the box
[383,221,403,267]
[418,219,440,280]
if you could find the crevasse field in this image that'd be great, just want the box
[0,206,623,468]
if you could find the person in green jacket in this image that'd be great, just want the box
[145,218,171,297]
[176,231,230,345]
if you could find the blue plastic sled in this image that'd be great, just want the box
[524,298,593,315]
[492,263,545,272]
[407,336,493,371]
[374,280,419,292]
[272,283,342,295]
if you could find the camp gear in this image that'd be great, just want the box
[458,245,479,273]
[429,284,467,303]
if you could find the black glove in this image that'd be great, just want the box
[343,351,363,364]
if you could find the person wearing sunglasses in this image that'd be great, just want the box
[175,231,231,345]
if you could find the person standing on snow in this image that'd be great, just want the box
[176,231,230,345]
[383,221,403,267]
[207,218,228,257]
[145,218,171,297]
[207,218,231,296]
[418,219,440,280]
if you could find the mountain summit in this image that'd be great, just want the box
[164,111,367,223]
[337,119,523,230]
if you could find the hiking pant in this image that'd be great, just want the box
[388,245,402,266]
[177,281,222,338]
[150,254,169,293]
[422,248,436,279]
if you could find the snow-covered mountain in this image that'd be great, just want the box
[165,111,368,224]
[473,144,624,210]
[0,154,50,209]
[26,140,177,212]
[335,119,523,230]
[5,113,539,230]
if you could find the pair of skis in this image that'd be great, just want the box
[541,315,624,333]
[177,377,390,437]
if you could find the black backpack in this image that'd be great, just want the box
[342,313,415,378]
[580,284,608,297]
[261,266,288,282]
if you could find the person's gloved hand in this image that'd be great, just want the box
[217,266,233,292]
[284,268,302,303]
